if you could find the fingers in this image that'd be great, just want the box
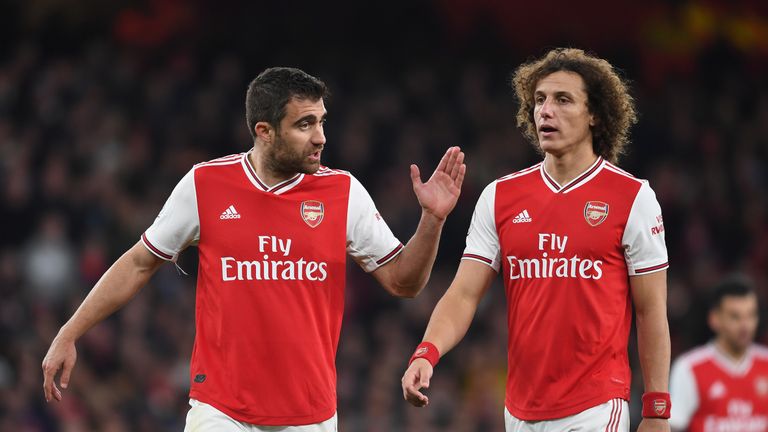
[410,164,422,188]
[434,146,456,174]
[401,362,433,408]
[455,162,466,190]
[449,150,465,181]
[42,359,59,402]
[60,356,74,390]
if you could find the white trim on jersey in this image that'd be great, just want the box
[142,167,201,262]
[461,181,501,272]
[240,152,305,195]
[345,174,403,272]
[621,181,669,276]
[142,159,402,273]
[539,157,605,194]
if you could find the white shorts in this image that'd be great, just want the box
[184,399,338,432]
[505,398,629,432]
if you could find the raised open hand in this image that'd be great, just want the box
[410,146,466,220]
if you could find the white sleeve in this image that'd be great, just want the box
[461,182,501,271]
[670,356,699,430]
[346,175,403,272]
[141,168,200,261]
[622,181,669,275]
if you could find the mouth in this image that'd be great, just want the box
[538,125,559,138]
[308,149,322,162]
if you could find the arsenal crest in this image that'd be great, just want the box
[301,200,324,228]
[653,399,667,416]
[756,376,768,397]
[584,201,609,227]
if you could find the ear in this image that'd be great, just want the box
[254,121,275,143]
[708,309,719,333]
[589,114,596,127]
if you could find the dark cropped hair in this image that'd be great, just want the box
[245,67,329,138]
[511,48,637,164]
[710,276,756,310]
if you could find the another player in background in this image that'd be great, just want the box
[42,67,466,431]
[402,48,671,431]
[670,277,768,431]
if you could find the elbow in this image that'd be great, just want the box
[389,282,423,299]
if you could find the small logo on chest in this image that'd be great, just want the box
[301,200,324,228]
[709,380,727,399]
[755,376,768,397]
[512,209,532,224]
[220,205,241,220]
[584,201,609,227]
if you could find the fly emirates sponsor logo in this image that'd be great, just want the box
[221,236,328,282]
[507,233,603,280]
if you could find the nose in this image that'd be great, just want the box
[538,97,554,119]
[312,124,326,146]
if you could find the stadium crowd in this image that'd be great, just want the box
[2,3,768,431]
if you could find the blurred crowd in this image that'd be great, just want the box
[2,11,768,432]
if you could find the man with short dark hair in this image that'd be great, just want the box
[670,277,768,431]
[42,67,466,431]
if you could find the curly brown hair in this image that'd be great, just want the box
[511,48,637,164]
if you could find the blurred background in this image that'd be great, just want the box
[1,0,768,430]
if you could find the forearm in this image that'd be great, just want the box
[389,211,445,296]
[58,243,163,341]
[422,289,479,355]
[636,306,671,392]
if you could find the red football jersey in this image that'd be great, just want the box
[141,152,403,425]
[462,157,668,420]
[670,344,768,431]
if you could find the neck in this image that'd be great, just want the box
[543,145,599,186]
[715,338,749,362]
[248,148,296,187]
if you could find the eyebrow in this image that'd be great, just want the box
[535,90,575,98]
[293,113,327,126]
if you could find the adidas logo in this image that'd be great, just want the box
[220,205,241,220]
[512,209,532,224]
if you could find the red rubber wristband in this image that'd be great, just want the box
[641,392,671,419]
[409,342,440,367]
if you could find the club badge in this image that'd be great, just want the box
[584,201,609,227]
[301,200,324,228]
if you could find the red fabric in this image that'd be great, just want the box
[642,392,671,418]
[688,349,768,432]
[495,165,643,420]
[188,162,349,425]
[410,342,440,367]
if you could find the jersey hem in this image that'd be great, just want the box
[374,243,404,266]
[505,393,628,421]
[189,391,337,426]
[141,233,174,261]
[632,262,669,275]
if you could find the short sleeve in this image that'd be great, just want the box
[141,169,200,261]
[622,181,669,275]
[669,355,699,430]
[346,175,403,272]
[461,182,501,271]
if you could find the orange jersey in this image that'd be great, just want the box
[463,158,668,420]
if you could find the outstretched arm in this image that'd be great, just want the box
[42,241,166,402]
[371,146,466,297]
[402,260,495,406]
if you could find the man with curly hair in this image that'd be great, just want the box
[402,48,671,431]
